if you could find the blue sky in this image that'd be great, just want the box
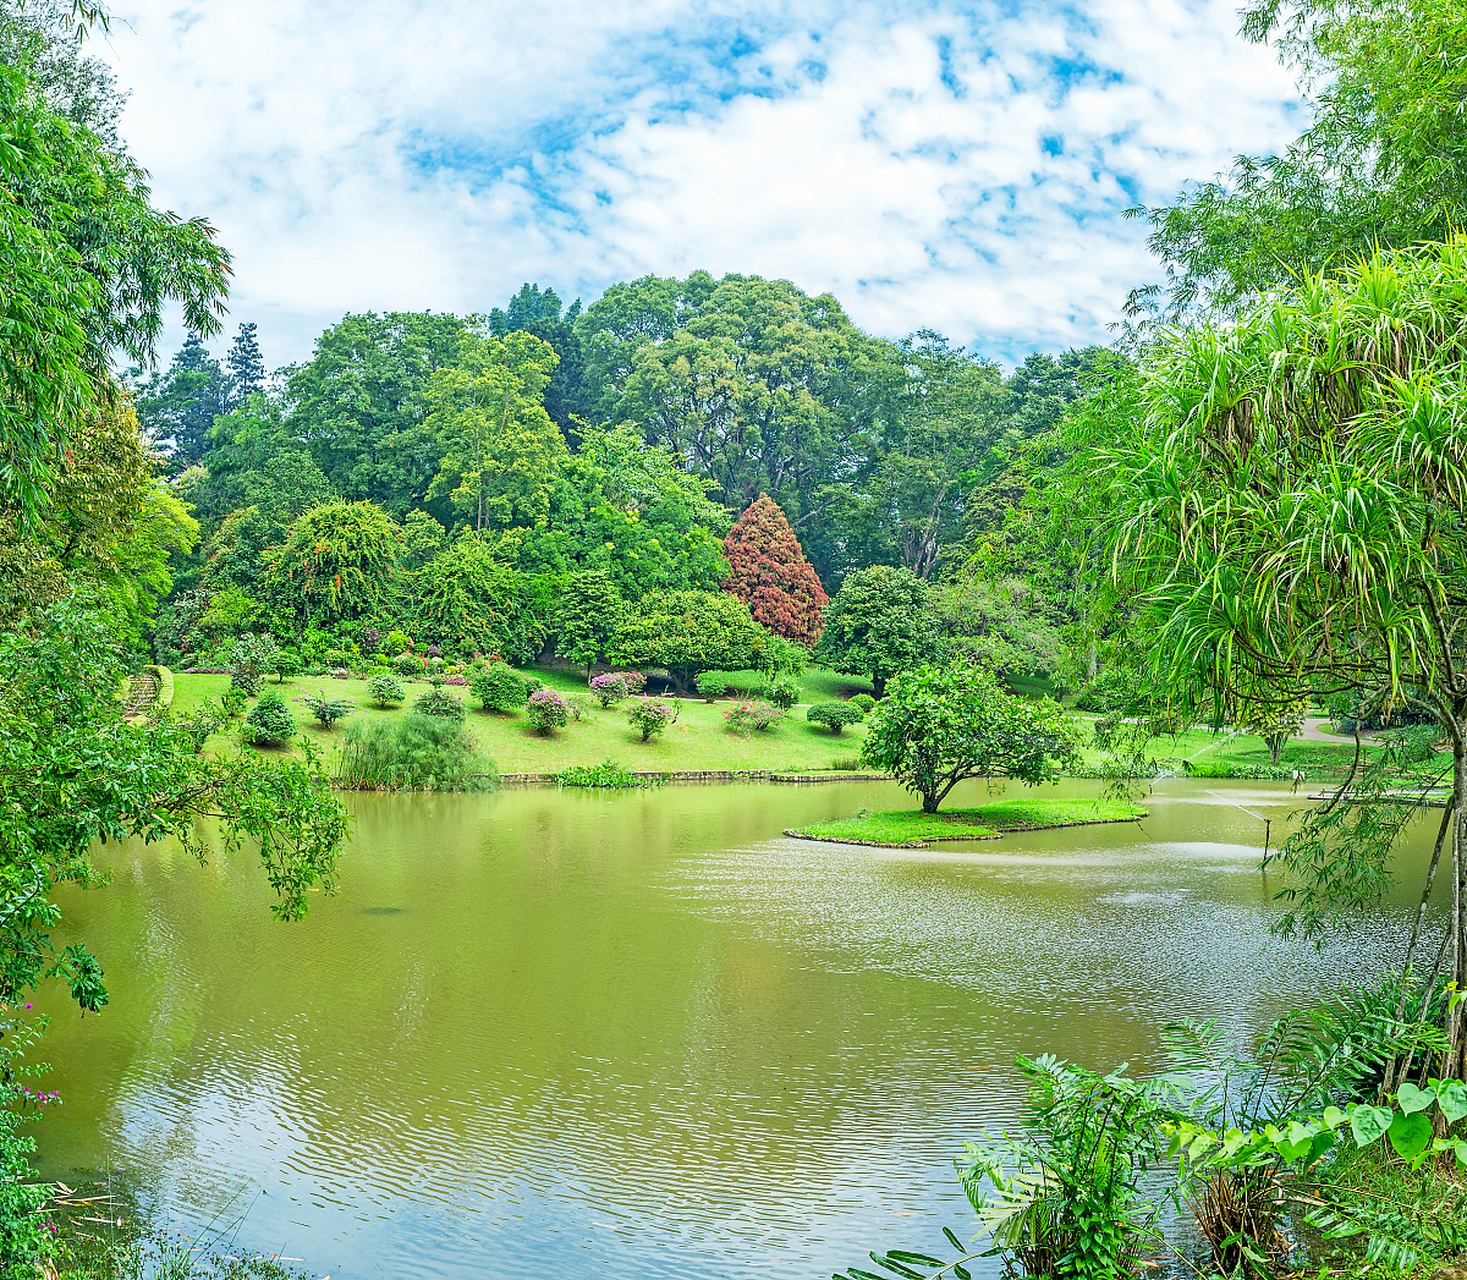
[100,0,1303,368]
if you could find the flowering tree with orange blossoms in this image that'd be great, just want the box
[722,495,828,647]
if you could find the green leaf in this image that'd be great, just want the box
[887,1251,944,1267]
[1386,1111,1432,1163]
[942,1228,964,1252]
[1396,1082,1434,1115]
[1435,1079,1467,1125]
[1350,1104,1394,1146]
[871,1254,925,1280]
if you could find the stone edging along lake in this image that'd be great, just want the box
[782,812,1150,849]
[498,769,894,786]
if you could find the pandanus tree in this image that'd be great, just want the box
[1091,239,1467,1080]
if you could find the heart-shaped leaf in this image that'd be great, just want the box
[1387,1111,1432,1164]
[1397,1082,1435,1115]
[1436,1080,1467,1126]
[1350,1104,1394,1146]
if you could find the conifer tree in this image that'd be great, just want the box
[722,494,828,647]
[225,321,266,409]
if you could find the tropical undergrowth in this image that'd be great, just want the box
[835,971,1467,1280]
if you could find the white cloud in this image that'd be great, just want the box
[97,0,1303,367]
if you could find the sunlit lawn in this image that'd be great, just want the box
[789,797,1148,846]
[172,669,879,774]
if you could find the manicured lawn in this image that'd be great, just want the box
[789,797,1148,847]
[171,670,879,774]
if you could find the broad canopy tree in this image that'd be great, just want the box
[861,662,1081,813]
[814,564,940,697]
[1092,239,1467,1080]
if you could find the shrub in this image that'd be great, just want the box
[849,693,876,714]
[807,702,863,734]
[471,663,529,712]
[556,759,654,789]
[395,652,424,678]
[244,691,296,744]
[564,693,595,721]
[761,672,800,709]
[626,696,676,742]
[724,700,783,737]
[226,632,280,695]
[366,674,405,707]
[296,689,355,729]
[270,648,300,683]
[220,685,248,718]
[696,671,730,701]
[337,711,496,791]
[414,686,467,723]
[384,629,412,656]
[526,688,570,735]
[590,670,645,708]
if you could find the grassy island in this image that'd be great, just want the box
[786,798,1148,847]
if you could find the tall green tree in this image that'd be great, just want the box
[1130,0,1467,320]
[287,311,465,515]
[224,320,266,410]
[131,332,226,466]
[577,272,901,579]
[424,329,564,532]
[488,283,591,439]
[814,565,940,697]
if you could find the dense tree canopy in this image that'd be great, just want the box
[814,565,939,697]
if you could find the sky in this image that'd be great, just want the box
[96,0,1304,370]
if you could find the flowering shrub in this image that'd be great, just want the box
[527,688,570,735]
[414,686,467,722]
[761,673,800,709]
[296,689,356,729]
[626,695,676,742]
[724,700,783,737]
[590,670,646,708]
[443,675,467,686]
[384,629,413,655]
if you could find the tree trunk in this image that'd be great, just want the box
[873,674,886,699]
[922,791,938,814]
[1450,740,1467,1081]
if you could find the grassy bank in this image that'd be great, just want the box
[173,670,882,774]
[788,798,1148,847]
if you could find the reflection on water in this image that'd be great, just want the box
[39,779,1447,1279]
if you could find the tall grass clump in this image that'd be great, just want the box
[336,710,497,791]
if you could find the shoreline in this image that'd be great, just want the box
[783,811,1150,849]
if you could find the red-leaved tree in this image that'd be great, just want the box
[723,494,829,646]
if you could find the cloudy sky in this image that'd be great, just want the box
[97,0,1304,369]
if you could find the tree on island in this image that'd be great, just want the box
[814,565,938,698]
[860,662,1081,813]
[723,494,828,646]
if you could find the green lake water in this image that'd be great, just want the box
[38,778,1445,1278]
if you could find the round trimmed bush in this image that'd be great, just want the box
[471,663,529,713]
[244,691,296,745]
[807,702,863,735]
[366,673,406,707]
[849,693,877,714]
[695,671,730,702]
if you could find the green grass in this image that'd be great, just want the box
[790,798,1148,846]
[173,670,880,774]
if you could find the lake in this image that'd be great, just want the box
[39,778,1442,1278]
